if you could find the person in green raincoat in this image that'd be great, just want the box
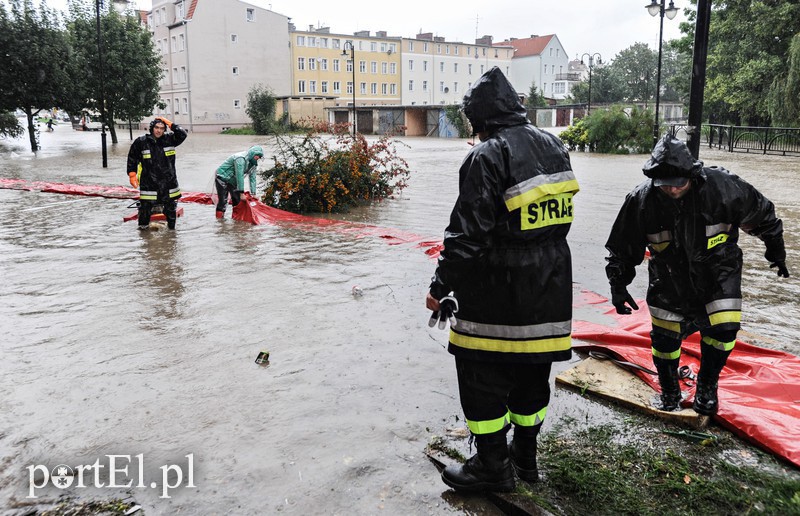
[214,145,264,218]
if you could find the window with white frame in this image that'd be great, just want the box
[182,98,188,113]
[345,59,352,72]
[321,81,328,93]
[446,45,450,54]
[320,58,328,71]
[371,83,377,94]
[553,83,565,94]
[179,34,185,51]
[468,63,472,74]
[380,42,387,52]
[381,83,387,95]
[390,62,396,74]
[333,59,340,72]
[180,66,186,82]
[422,80,428,91]
[164,99,171,114]
[359,61,366,73]
[320,37,328,48]
[454,45,459,55]
[408,59,413,71]
[308,36,316,47]
[440,81,444,92]
[234,99,241,109]
[390,83,396,95]
[346,81,353,94]
[423,60,428,71]
[246,8,255,21]
[172,67,178,81]
[439,62,444,72]
[297,57,305,70]
[423,42,428,52]
[360,82,366,94]
[381,62,387,74]
[309,81,316,94]
[436,44,441,54]
[454,82,459,93]
[309,58,316,70]
[333,81,341,93]
[171,36,177,52]
[370,42,377,51]
[298,80,306,93]
[174,98,180,114]
[390,43,397,53]
[231,34,238,44]
[296,35,305,46]
[370,61,377,74]
[409,41,414,52]
[232,66,239,75]
[454,63,458,73]
[332,38,340,49]
[409,80,414,91]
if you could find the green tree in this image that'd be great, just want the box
[65,0,163,144]
[609,42,658,103]
[0,112,25,139]
[246,84,280,134]
[768,33,800,127]
[525,82,547,108]
[0,0,72,151]
[676,0,800,126]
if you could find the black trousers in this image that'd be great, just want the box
[455,357,552,436]
[138,199,177,229]
[215,177,242,214]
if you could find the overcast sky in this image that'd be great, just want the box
[43,0,691,62]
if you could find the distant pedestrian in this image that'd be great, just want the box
[126,117,188,230]
[213,145,264,218]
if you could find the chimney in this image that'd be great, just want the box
[475,35,493,46]
[416,32,433,41]
[530,34,539,39]
[376,30,387,38]
[353,30,370,37]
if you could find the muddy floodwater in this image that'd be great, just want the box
[1,126,798,514]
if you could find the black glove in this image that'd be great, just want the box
[770,261,790,278]
[610,285,639,315]
[428,295,459,330]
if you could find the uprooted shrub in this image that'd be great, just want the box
[560,105,654,154]
[260,120,410,213]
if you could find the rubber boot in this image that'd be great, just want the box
[441,431,515,493]
[693,348,730,415]
[654,357,681,411]
[215,210,224,219]
[509,424,540,483]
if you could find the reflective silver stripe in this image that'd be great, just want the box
[163,146,175,152]
[706,223,732,236]
[140,190,157,197]
[454,318,571,339]
[142,150,151,158]
[169,187,181,194]
[648,305,684,322]
[503,170,576,203]
[705,298,742,314]
[647,230,672,244]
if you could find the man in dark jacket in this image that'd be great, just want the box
[606,134,789,415]
[426,67,579,492]
[126,116,188,230]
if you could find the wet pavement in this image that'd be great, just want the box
[0,125,798,514]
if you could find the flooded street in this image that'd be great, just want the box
[1,126,798,514]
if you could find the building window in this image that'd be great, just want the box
[380,42,387,52]
[171,36,177,53]
[333,59,340,72]
[180,66,186,82]
[454,63,458,73]
[554,83,566,94]
[408,59,413,71]
[437,44,441,54]
[409,80,414,91]
[246,8,255,22]
[454,82,459,93]
[296,35,305,46]
[332,38,340,49]
[381,83,387,95]
[346,81,353,94]
[308,36,316,47]
[333,81,341,93]
[423,60,428,72]
[164,99,171,114]
[320,37,328,48]
[309,58,316,70]
[232,66,239,75]
[172,67,177,82]
[446,45,450,54]
[174,98,180,114]
[309,81,316,94]
[231,34,238,44]
[422,80,428,92]
[371,61,377,74]
[346,59,353,73]
[320,58,328,71]
[371,83,377,94]
[360,82,366,94]
[440,81,444,92]
[423,42,428,52]
[439,62,444,72]
[370,42,377,52]
[390,43,397,53]
[390,83,396,95]
[390,63,396,74]
[234,99,241,109]
[381,62,387,74]
[298,80,306,93]
[179,34,185,51]
[359,61,366,73]
[321,81,328,93]
[182,98,188,113]
[409,41,414,52]
[468,64,472,74]
[297,57,305,70]
[454,46,459,55]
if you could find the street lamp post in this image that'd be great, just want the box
[95,0,108,167]
[646,0,679,144]
[342,41,357,136]
[579,52,602,115]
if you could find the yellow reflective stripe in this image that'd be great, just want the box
[702,336,736,352]
[505,178,580,212]
[140,194,157,200]
[650,242,670,252]
[652,316,681,334]
[467,411,510,435]
[520,192,574,230]
[169,188,182,199]
[449,331,571,353]
[707,233,729,249]
[165,150,176,156]
[652,347,681,360]
[509,406,547,427]
[708,311,741,326]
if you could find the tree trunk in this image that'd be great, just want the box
[25,108,40,152]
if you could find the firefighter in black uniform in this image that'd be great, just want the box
[426,67,579,492]
[126,116,188,230]
[605,134,789,415]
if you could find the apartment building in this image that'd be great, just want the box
[289,26,402,128]
[402,33,514,106]
[148,0,291,132]
[495,35,571,101]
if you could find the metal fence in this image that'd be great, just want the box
[700,124,800,156]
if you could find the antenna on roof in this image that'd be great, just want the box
[475,14,479,40]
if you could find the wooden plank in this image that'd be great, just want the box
[555,357,709,429]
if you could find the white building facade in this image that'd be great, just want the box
[148,0,291,132]
[498,35,571,101]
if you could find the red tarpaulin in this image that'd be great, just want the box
[572,290,800,469]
